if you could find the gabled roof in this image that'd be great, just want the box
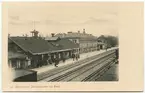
[9,37,79,55]
[9,37,57,55]
[55,38,79,49]
[47,38,79,50]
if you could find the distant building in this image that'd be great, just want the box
[55,29,94,39]
[97,35,108,49]
[55,29,101,53]
[8,30,79,69]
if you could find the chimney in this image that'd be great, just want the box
[78,30,80,33]
[83,29,86,34]
[51,33,55,37]
[68,31,72,34]
[30,29,39,38]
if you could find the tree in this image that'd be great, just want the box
[97,35,118,47]
[106,36,118,47]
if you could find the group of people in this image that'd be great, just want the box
[52,53,80,67]
[72,53,80,61]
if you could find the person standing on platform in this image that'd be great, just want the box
[48,56,52,64]
[77,53,80,59]
[54,58,59,67]
[106,47,108,51]
[53,54,59,67]
[62,57,66,63]
[76,54,78,61]
[72,53,75,61]
[62,53,66,63]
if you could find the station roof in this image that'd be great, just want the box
[47,38,79,50]
[9,37,57,55]
[9,37,79,55]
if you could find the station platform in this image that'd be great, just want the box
[31,47,118,74]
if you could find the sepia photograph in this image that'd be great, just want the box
[7,2,119,82]
[2,2,143,91]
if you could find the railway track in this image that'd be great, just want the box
[82,58,116,81]
[70,57,116,81]
[49,53,116,82]
[39,49,117,82]
[38,49,115,81]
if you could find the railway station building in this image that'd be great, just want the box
[8,30,79,69]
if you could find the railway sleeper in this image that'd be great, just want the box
[82,59,116,81]
[38,49,117,81]
[48,54,115,82]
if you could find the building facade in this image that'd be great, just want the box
[55,29,103,53]
[8,30,79,69]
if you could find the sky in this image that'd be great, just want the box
[8,2,119,37]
